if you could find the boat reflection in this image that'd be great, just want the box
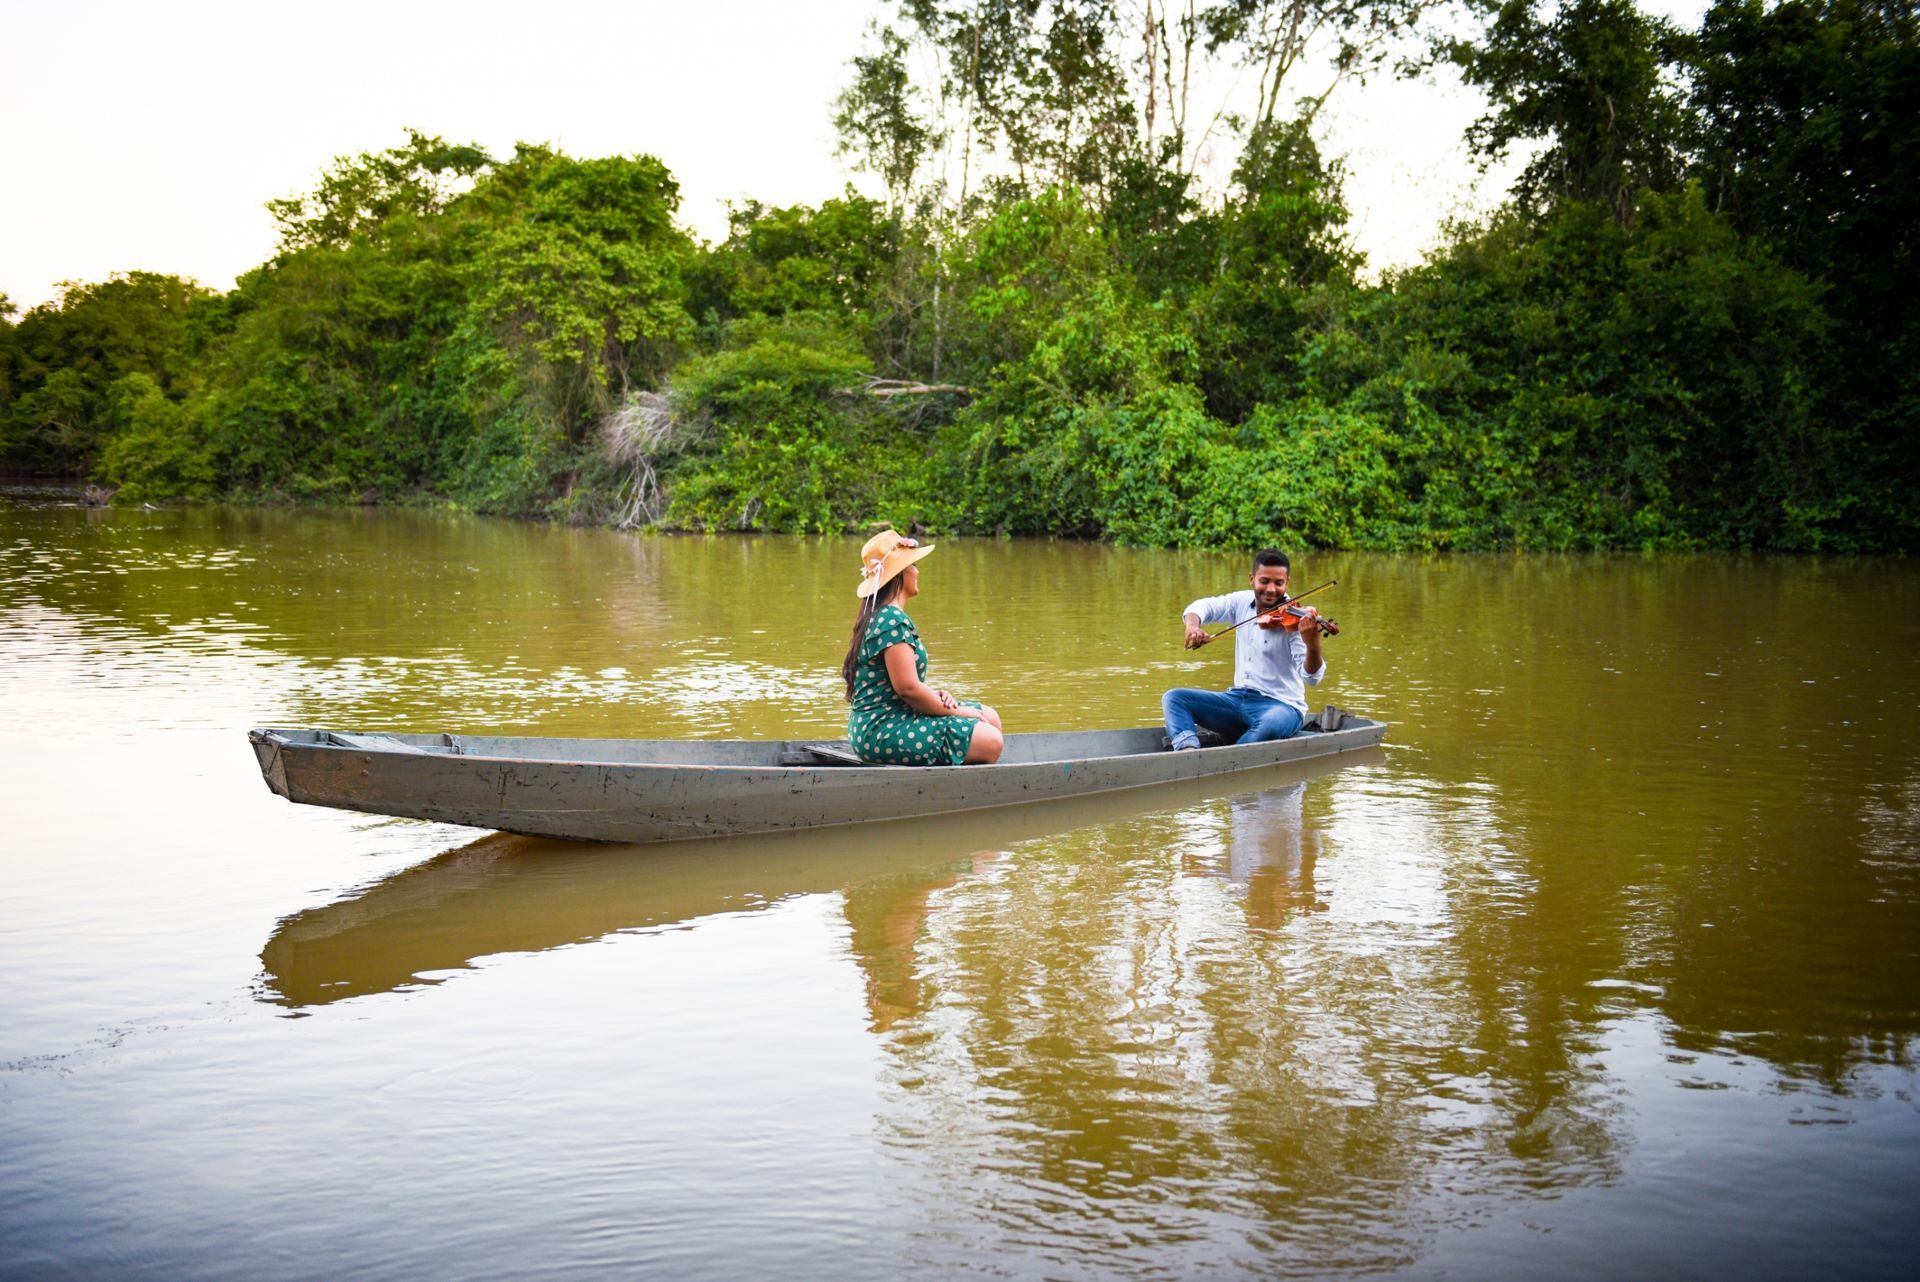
[258,748,1383,1008]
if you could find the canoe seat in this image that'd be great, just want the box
[803,743,867,766]
[325,731,429,754]
[775,744,902,767]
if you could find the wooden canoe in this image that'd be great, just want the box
[247,716,1387,845]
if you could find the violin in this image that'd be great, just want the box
[1257,598,1340,637]
[1197,579,1342,644]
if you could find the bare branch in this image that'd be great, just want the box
[840,375,976,398]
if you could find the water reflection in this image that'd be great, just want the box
[864,770,1633,1276]
[1184,783,1326,928]
[844,851,1006,1034]
[1653,756,1920,1087]
[258,753,1379,1009]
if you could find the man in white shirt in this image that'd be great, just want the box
[1163,549,1326,750]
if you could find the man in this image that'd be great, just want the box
[1162,549,1325,750]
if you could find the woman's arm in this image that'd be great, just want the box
[883,644,980,717]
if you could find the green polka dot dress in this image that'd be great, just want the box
[848,604,981,766]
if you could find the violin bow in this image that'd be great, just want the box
[1203,579,1337,641]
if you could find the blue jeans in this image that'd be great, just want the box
[1162,687,1304,750]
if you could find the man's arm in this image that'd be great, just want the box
[1299,611,1326,680]
[1183,611,1211,649]
[1181,593,1240,650]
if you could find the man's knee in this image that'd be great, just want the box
[1162,687,1200,716]
[1246,706,1302,741]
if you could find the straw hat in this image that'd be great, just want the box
[856,528,935,598]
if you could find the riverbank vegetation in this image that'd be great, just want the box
[2,1,1913,550]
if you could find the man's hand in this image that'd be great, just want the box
[1183,618,1212,650]
[1295,607,1322,640]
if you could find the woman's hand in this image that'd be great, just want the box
[884,645,968,716]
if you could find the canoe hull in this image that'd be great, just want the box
[249,721,1387,844]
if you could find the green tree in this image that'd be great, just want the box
[1690,0,1920,546]
[1191,116,1359,420]
[1198,0,1430,129]
[874,0,1426,194]
[689,194,899,329]
[170,138,694,511]
[0,294,16,418]
[445,146,697,511]
[896,0,1137,191]
[1,272,211,476]
[266,128,493,251]
[1447,0,1692,225]
[834,25,939,213]
[935,188,1211,537]
[98,372,217,502]
[663,319,917,533]
[1297,186,1836,550]
[148,133,495,499]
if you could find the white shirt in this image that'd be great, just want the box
[1183,589,1327,713]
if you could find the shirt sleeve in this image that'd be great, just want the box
[1296,625,1327,686]
[862,606,917,660]
[1182,591,1249,626]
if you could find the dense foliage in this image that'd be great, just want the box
[2,1,1913,550]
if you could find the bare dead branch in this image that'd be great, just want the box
[840,376,976,399]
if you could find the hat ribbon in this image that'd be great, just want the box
[858,537,918,583]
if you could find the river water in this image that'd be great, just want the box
[2,489,1916,1280]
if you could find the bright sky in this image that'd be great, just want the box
[1,0,1708,312]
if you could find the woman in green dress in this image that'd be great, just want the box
[840,529,1003,766]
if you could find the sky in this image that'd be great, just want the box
[1,0,1708,312]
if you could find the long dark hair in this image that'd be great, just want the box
[841,575,905,699]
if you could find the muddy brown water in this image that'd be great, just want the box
[3,490,1916,1279]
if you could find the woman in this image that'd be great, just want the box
[842,529,1003,766]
